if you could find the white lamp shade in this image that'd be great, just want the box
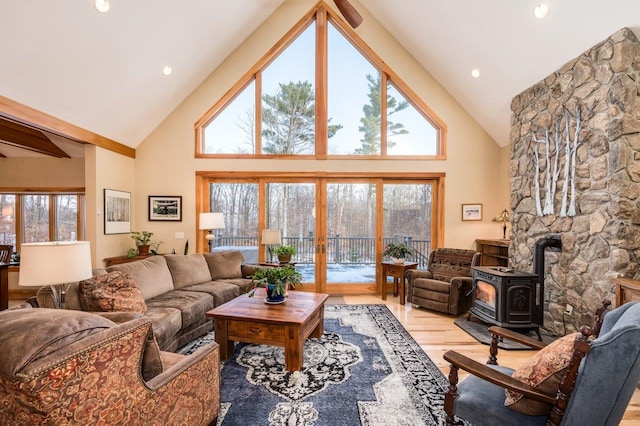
[19,241,92,287]
[199,212,224,230]
[262,229,282,245]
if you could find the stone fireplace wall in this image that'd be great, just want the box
[509,28,640,334]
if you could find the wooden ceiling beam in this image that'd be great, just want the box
[0,95,135,158]
[0,118,70,158]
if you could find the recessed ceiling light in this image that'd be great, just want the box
[471,69,480,78]
[163,66,173,76]
[534,3,549,19]
[95,0,110,13]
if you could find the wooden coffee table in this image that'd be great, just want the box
[206,289,329,371]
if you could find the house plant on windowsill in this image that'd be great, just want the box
[248,265,302,304]
[383,242,416,263]
[273,244,297,263]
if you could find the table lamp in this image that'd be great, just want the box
[18,241,92,309]
[261,229,281,263]
[493,209,511,240]
[199,212,225,252]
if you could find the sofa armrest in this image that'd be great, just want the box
[241,263,275,278]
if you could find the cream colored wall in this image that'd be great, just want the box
[135,0,508,252]
[0,157,84,187]
[86,146,136,265]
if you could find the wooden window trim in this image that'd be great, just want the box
[194,1,446,160]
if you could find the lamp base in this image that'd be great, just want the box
[50,283,71,309]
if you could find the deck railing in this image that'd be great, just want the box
[215,235,431,269]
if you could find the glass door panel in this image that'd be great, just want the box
[208,183,259,262]
[383,183,433,269]
[266,182,316,284]
[325,182,377,286]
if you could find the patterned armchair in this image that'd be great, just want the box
[0,307,219,425]
[407,248,481,315]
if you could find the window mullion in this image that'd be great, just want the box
[255,73,262,154]
[50,195,56,241]
[381,73,388,155]
[315,5,328,158]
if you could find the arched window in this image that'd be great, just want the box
[196,4,445,159]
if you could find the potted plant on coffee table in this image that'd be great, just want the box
[383,242,416,263]
[248,265,302,304]
[273,244,297,263]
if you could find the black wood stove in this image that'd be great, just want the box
[468,235,562,340]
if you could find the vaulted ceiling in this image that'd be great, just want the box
[0,0,638,158]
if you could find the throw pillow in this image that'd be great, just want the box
[79,271,147,313]
[505,332,579,415]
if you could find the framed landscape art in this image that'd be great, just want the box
[104,189,131,234]
[149,196,182,221]
[461,203,482,221]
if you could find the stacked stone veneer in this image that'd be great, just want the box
[509,28,640,334]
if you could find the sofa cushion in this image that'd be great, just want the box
[145,290,214,331]
[79,271,147,313]
[106,255,174,300]
[143,306,183,350]
[164,254,212,289]
[505,332,579,415]
[0,308,115,376]
[215,277,254,293]
[204,251,244,280]
[181,282,241,307]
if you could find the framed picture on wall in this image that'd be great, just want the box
[149,196,182,221]
[104,189,131,234]
[461,203,483,221]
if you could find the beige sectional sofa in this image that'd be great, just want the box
[36,250,262,352]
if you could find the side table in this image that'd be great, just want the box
[379,261,418,305]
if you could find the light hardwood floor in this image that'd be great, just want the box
[342,294,640,425]
[9,296,640,423]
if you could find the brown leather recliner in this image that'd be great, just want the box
[407,248,481,315]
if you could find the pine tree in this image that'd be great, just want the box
[355,74,409,155]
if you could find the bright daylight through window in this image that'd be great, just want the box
[199,6,443,158]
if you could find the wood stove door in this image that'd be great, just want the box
[505,284,535,324]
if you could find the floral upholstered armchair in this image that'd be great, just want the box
[0,307,219,425]
[407,248,481,315]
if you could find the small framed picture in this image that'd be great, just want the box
[104,189,131,234]
[462,203,483,221]
[149,196,182,222]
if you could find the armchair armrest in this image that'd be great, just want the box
[407,269,433,280]
[488,326,547,350]
[443,350,556,405]
[449,276,472,289]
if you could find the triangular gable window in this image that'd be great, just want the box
[196,2,445,159]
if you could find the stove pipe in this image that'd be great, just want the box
[532,234,562,324]
[533,234,562,280]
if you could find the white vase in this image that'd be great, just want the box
[392,257,405,264]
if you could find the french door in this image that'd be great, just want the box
[197,172,443,295]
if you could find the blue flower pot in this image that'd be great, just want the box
[266,284,285,304]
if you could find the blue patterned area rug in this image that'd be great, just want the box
[179,304,469,426]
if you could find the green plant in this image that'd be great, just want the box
[150,240,163,255]
[273,244,297,256]
[130,231,153,246]
[126,248,137,258]
[382,242,415,259]
[248,265,302,297]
